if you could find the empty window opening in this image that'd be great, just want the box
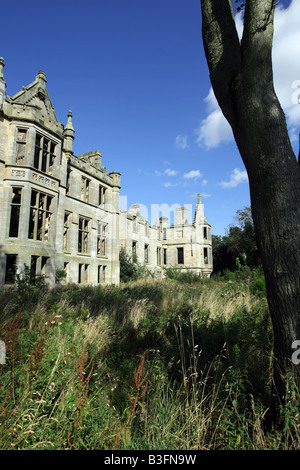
[64,212,71,251]
[34,133,56,174]
[64,262,69,283]
[41,256,49,276]
[98,185,107,206]
[177,247,184,265]
[78,217,89,253]
[204,248,208,265]
[132,241,137,260]
[81,177,90,202]
[157,247,161,266]
[97,222,107,256]
[98,265,107,283]
[145,244,149,263]
[5,254,17,284]
[9,187,22,238]
[30,255,39,278]
[66,167,71,194]
[78,263,89,284]
[163,248,167,265]
[28,190,53,241]
[16,128,27,164]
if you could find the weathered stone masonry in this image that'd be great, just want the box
[0,59,212,286]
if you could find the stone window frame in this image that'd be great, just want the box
[34,132,56,175]
[78,216,90,254]
[16,128,27,165]
[28,189,53,242]
[98,184,107,206]
[157,247,162,266]
[132,241,137,260]
[5,254,18,284]
[144,244,149,264]
[80,176,90,202]
[9,186,22,238]
[98,264,107,283]
[78,263,89,284]
[163,248,167,265]
[204,247,209,265]
[177,247,184,265]
[97,222,107,257]
[63,211,72,251]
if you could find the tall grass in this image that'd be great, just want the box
[0,274,299,449]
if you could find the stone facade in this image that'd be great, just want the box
[0,59,212,287]
[119,199,213,277]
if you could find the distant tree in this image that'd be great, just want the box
[200,0,300,424]
[212,206,260,273]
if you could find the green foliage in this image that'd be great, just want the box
[119,248,155,283]
[119,247,138,282]
[14,264,46,292]
[163,266,203,283]
[212,206,261,275]
[55,269,67,283]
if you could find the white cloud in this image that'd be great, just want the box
[219,168,248,188]
[196,1,300,149]
[165,168,178,176]
[163,181,179,188]
[175,134,188,149]
[183,169,202,179]
[195,106,233,149]
[155,168,178,176]
[174,134,189,149]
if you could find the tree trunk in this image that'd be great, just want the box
[200,0,300,424]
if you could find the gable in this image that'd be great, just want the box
[5,71,63,137]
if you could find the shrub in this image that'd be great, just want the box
[119,248,138,282]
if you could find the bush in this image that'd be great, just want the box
[119,248,138,282]
[119,248,155,283]
[163,266,203,283]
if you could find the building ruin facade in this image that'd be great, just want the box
[0,59,212,287]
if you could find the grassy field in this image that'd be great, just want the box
[0,270,299,450]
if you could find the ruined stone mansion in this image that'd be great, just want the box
[0,59,213,287]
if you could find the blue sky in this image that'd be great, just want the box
[1,0,299,235]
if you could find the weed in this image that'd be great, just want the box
[67,342,94,449]
[114,352,148,449]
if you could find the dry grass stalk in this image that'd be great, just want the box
[114,352,148,449]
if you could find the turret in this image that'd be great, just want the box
[63,110,75,154]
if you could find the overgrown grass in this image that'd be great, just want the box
[0,273,299,450]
